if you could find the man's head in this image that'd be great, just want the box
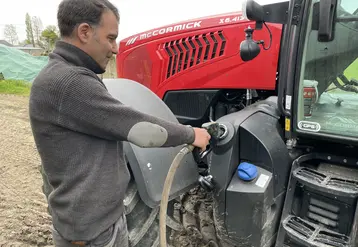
[57,0,119,70]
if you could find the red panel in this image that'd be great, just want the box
[116,12,282,99]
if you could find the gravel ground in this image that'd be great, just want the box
[0,94,53,247]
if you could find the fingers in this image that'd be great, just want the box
[192,128,211,151]
[204,130,210,148]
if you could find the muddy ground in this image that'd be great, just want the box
[0,94,53,247]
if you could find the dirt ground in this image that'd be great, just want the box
[0,93,212,247]
[0,94,53,247]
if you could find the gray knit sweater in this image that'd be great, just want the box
[29,41,195,241]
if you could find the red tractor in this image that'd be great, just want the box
[100,0,358,246]
[116,11,282,126]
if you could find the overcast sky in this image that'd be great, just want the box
[0,0,282,43]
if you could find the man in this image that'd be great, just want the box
[28,0,211,246]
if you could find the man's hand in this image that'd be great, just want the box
[192,128,211,151]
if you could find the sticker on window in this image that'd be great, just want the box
[298,121,321,132]
[326,116,358,130]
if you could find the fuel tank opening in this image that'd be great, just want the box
[218,123,228,140]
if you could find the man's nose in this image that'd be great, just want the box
[112,42,118,55]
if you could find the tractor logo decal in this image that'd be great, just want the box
[125,21,202,46]
[325,116,358,131]
[298,121,321,132]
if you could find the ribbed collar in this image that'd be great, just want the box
[52,40,105,74]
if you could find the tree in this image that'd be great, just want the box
[4,24,18,45]
[25,13,35,46]
[32,16,44,47]
[41,25,59,52]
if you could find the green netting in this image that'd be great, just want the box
[0,44,48,82]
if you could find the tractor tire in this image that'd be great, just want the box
[165,186,235,247]
[124,176,161,247]
[124,172,236,247]
[40,164,232,247]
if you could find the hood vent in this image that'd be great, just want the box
[162,31,226,79]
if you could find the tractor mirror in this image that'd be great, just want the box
[242,0,264,22]
[240,27,261,61]
[240,40,261,61]
[318,0,337,42]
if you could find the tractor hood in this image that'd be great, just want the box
[115,11,282,100]
[119,12,248,49]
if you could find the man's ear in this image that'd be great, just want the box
[77,23,93,43]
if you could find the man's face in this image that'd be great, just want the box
[81,11,119,70]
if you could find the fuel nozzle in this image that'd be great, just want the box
[196,122,225,192]
[197,122,227,160]
[202,122,227,143]
[202,122,221,142]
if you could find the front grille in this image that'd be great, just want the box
[163,90,217,119]
[162,30,227,79]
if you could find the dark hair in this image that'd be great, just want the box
[57,0,120,37]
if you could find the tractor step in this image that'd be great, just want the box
[292,167,358,198]
[275,155,358,247]
[282,215,350,247]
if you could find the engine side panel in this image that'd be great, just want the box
[239,109,291,197]
[209,97,281,195]
[103,78,198,208]
[206,97,292,246]
[223,111,291,246]
[117,12,282,99]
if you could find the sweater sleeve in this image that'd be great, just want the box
[56,71,195,147]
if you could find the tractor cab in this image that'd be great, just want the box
[241,0,358,143]
[241,0,358,246]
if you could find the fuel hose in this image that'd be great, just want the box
[159,144,195,247]
[159,122,222,247]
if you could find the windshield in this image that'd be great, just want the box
[296,0,358,138]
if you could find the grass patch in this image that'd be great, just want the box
[0,80,32,96]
